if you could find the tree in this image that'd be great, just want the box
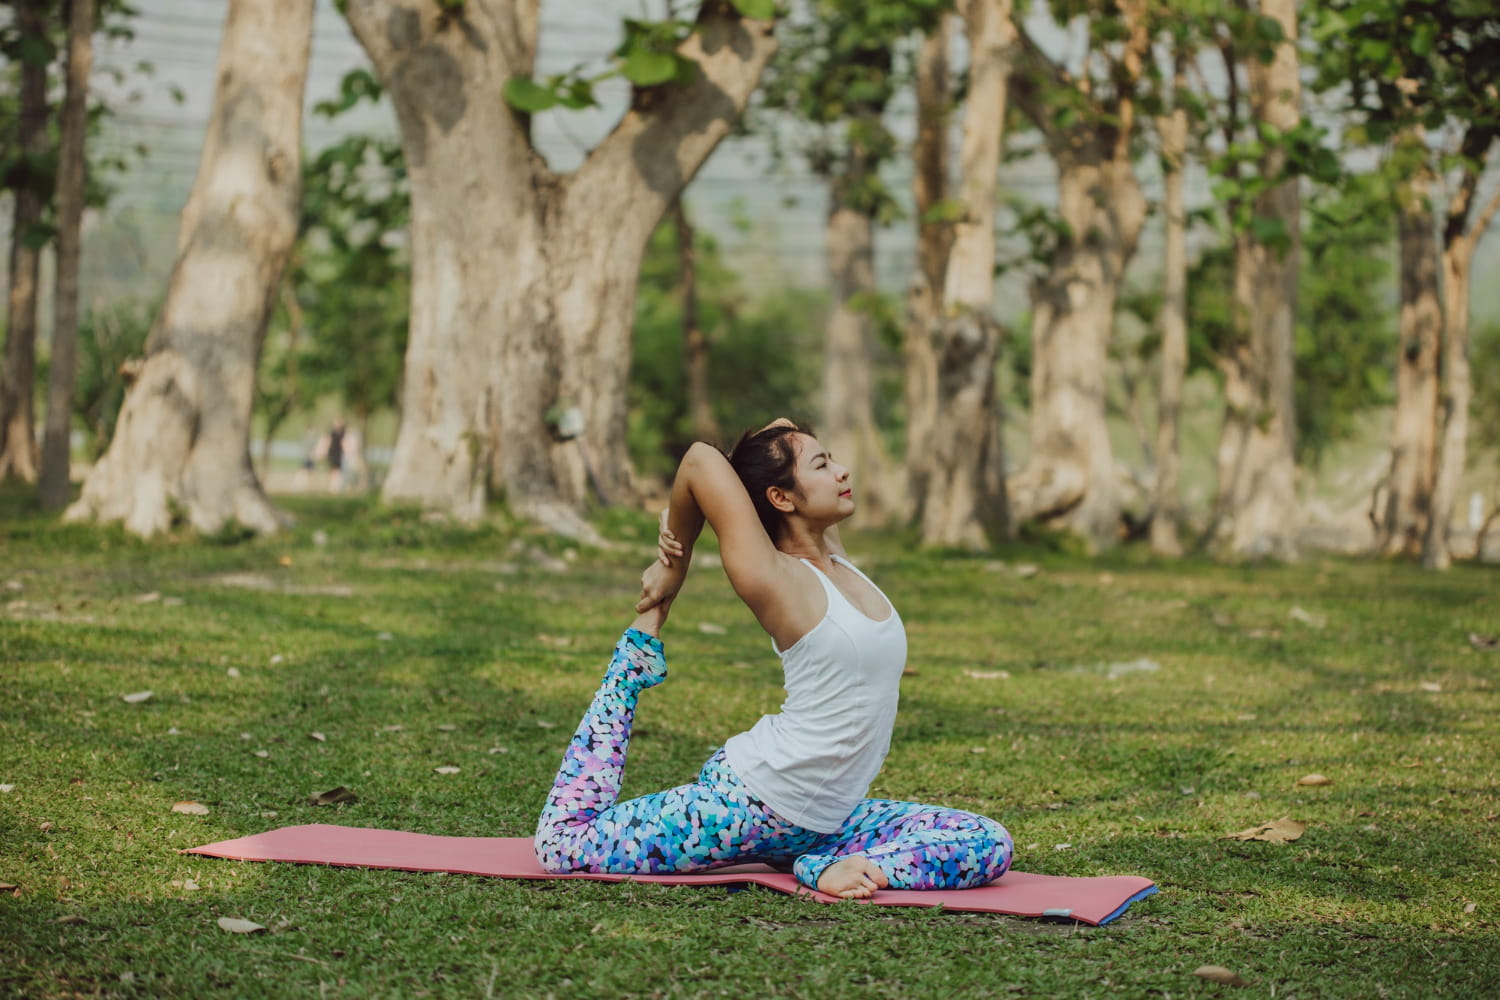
[1005,0,1151,551]
[38,0,95,510]
[1317,0,1500,568]
[907,0,1016,549]
[0,0,50,484]
[760,0,939,527]
[1150,40,1191,556]
[66,0,315,535]
[340,0,777,529]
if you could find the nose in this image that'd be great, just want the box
[835,462,850,482]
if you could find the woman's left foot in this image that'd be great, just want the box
[816,855,890,899]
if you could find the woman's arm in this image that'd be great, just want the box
[637,441,783,613]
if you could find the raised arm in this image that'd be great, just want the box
[638,441,783,613]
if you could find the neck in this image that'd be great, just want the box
[775,521,833,563]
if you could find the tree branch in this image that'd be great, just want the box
[567,2,777,237]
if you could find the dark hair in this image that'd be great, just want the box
[726,421,814,541]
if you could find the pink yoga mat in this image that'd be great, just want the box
[187,824,1158,926]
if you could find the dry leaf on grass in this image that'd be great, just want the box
[1468,632,1498,651]
[697,622,727,635]
[1194,965,1250,986]
[217,917,266,934]
[170,879,200,891]
[307,786,358,807]
[1295,774,1332,787]
[1222,817,1305,843]
[309,732,326,742]
[963,669,1011,680]
[121,690,154,704]
[0,882,18,893]
[55,915,88,925]
[0,784,14,793]
[434,766,461,775]
[135,592,161,604]
[172,801,210,816]
[1419,681,1442,693]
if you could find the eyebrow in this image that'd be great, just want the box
[807,451,829,464]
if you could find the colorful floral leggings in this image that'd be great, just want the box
[534,628,1014,891]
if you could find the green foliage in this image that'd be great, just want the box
[1472,321,1500,457]
[1294,177,1397,465]
[1184,175,1396,466]
[73,298,153,459]
[629,219,825,481]
[257,72,410,442]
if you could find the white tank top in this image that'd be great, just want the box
[723,555,907,832]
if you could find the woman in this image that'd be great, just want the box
[534,421,1013,899]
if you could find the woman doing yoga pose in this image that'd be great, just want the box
[534,420,1013,899]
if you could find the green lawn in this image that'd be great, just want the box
[2,492,1497,998]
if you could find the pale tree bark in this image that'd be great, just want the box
[0,0,49,484]
[1150,51,1189,557]
[902,14,951,524]
[672,199,717,445]
[66,0,313,536]
[821,117,898,527]
[342,1,775,529]
[1422,140,1500,569]
[914,0,1013,550]
[1216,0,1301,559]
[39,0,95,510]
[1375,148,1440,556]
[1006,13,1150,551]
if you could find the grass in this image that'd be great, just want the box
[2,488,1497,998]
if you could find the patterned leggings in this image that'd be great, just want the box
[534,628,1014,891]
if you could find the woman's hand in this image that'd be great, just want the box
[637,558,686,614]
[657,508,685,567]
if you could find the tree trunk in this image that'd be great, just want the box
[1007,152,1146,548]
[343,1,775,529]
[821,120,897,527]
[903,14,951,525]
[65,0,313,536]
[672,199,717,445]
[0,0,49,484]
[1218,0,1301,559]
[38,0,95,510]
[1150,65,1189,557]
[1376,153,1440,556]
[918,0,1013,550]
[1005,12,1149,552]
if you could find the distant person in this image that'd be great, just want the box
[310,419,348,493]
[340,423,364,493]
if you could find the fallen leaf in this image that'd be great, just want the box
[376,632,394,641]
[308,786,357,807]
[170,879,201,891]
[1053,843,1073,851]
[269,654,285,665]
[487,747,510,755]
[1194,965,1249,986]
[535,633,572,647]
[697,622,727,635]
[1013,563,1039,578]
[1288,606,1325,628]
[0,882,17,892]
[0,784,14,793]
[1419,681,1442,693]
[172,801,210,816]
[226,666,242,678]
[1222,817,1306,844]
[434,766,461,775]
[135,591,161,604]
[1468,632,1498,651]
[217,917,266,934]
[1464,902,1477,914]
[278,555,293,567]
[121,690,154,704]
[535,720,557,729]
[253,750,270,759]
[963,669,1011,680]
[1296,774,1332,787]
[309,732,326,742]
[55,915,88,925]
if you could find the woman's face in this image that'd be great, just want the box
[787,434,854,520]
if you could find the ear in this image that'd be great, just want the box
[766,484,797,515]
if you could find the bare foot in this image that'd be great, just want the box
[629,598,671,638]
[816,855,889,899]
